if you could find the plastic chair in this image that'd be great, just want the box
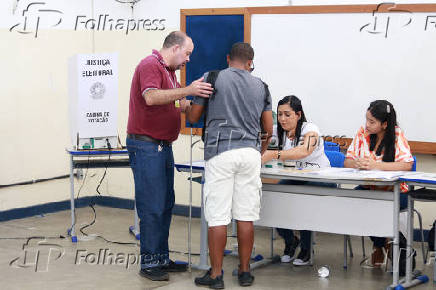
[324,150,345,167]
[360,156,427,268]
[407,156,427,265]
[324,141,340,152]
[409,189,436,277]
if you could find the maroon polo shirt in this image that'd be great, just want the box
[127,50,181,142]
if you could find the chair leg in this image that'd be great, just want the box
[344,235,348,269]
[361,236,366,258]
[433,228,436,283]
[347,235,354,258]
[310,232,315,265]
[413,209,427,265]
[231,219,237,237]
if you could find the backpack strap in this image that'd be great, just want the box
[202,70,220,142]
[258,81,271,146]
[262,81,271,108]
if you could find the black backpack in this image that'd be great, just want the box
[202,70,221,142]
[388,232,416,277]
[429,220,435,251]
[201,70,271,143]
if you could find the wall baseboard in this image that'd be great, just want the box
[0,196,201,222]
[1,198,431,243]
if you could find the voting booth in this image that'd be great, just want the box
[68,53,119,149]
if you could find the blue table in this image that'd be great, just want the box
[400,175,436,286]
[174,161,209,270]
[66,149,139,242]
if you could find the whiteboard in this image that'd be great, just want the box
[251,12,436,142]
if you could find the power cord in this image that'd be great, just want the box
[68,154,90,234]
[0,235,66,241]
[96,139,111,196]
[0,174,76,189]
[76,140,139,246]
[79,203,138,246]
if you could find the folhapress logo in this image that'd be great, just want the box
[9,1,166,38]
[9,238,65,272]
[9,2,63,38]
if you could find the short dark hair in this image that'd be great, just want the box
[229,42,254,62]
[163,31,188,48]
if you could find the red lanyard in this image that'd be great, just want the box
[151,53,177,89]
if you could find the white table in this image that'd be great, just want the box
[177,162,413,289]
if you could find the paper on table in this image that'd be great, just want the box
[311,167,405,181]
[399,171,436,183]
[190,160,205,168]
[176,160,205,169]
[262,167,405,181]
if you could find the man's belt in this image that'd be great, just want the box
[127,133,172,146]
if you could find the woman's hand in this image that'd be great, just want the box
[355,157,377,170]
[261,150,276,165]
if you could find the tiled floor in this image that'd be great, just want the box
[0,206,434,290]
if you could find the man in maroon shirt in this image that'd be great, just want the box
[126,31,213,281]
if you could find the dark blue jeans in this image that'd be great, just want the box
[276,180,337,251]
[354,185,409,248]
[127,137,175,268]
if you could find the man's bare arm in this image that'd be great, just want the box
[260,110,273,154]
[186,103,205,124]
[143,77,213,106]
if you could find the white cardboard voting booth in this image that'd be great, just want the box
[69,53,119,149]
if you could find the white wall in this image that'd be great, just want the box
[1,0,435,227]
[0,0,289,210]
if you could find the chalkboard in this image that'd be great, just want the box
[184,14,244,128]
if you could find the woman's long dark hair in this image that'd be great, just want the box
[277,95,307,149]
[367,100,397,162]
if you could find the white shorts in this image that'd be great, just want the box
[204,147,262,227]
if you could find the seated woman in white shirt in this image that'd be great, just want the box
[262,95,334,266]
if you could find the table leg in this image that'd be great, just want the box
[69,156,77,243]
[129,203,140,240]
[434,229,436,283]
[405,195,414,284]
[390,183,400,287]
[192,173,209,270]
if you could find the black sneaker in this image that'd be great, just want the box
[161,260,188,272]
[194,269,224,289]
[139,267,169,281]
[293,248,311,266]
[238,271,254,287]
